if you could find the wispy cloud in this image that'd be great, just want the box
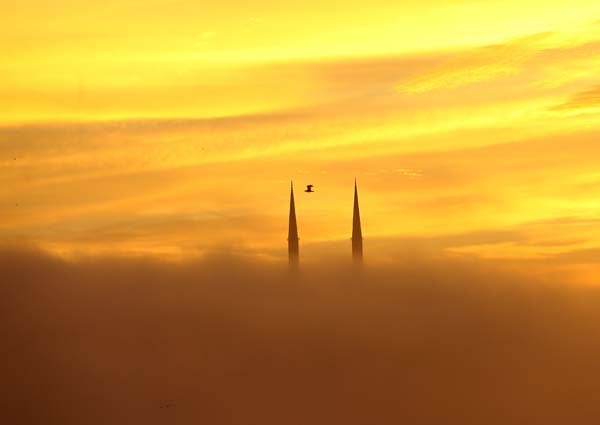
[2,19,600,275]
[553,84,600,110]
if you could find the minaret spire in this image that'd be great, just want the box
[352,178,363,262]
[288,181,299,267]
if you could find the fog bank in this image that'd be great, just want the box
[2,247,600,424]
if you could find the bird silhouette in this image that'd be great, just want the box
[305,184,314,193]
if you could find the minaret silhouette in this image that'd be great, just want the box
[288,181,299,267]
[352,179,363,262]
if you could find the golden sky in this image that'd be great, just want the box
[2,0,600,282]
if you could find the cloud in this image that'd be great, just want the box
[3,120,600,262]
[3,24,600,265]
[3,246,600,424]
[6,22,600,125]
[550,246,600,263]
[554,84,600,111]
[395,32,551,94]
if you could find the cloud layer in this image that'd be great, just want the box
[3,247,600,424]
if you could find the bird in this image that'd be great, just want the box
[305,184,314,193]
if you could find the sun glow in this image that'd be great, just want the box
[2,0,600,282]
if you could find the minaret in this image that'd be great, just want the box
[288,181,299,267]
[352,179,363,263]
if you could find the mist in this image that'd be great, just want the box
[2,246,600,424]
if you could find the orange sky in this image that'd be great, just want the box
[1,1,600,282]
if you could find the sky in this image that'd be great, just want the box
[2,0,600,282]
[4,4,600,422]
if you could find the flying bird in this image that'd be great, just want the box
[305,184,314,193]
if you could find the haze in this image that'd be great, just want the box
[3,247,600,424]
[3,1,600,422]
